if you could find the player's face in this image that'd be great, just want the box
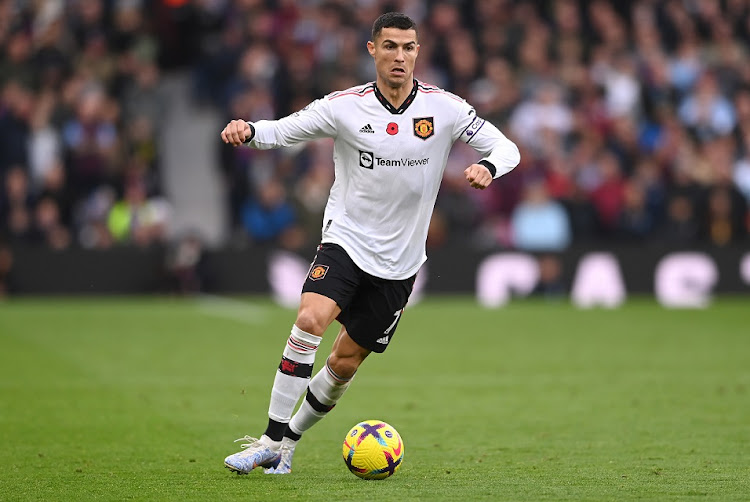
[367,28,419,88]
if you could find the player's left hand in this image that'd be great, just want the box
[465,164,493,189]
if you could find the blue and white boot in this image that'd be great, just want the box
[224,435,281,474]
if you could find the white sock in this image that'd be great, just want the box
[280,436,298,449]
[288,359,354,436]
[267,325,322,423]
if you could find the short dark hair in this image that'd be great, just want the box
[371,12,418,41]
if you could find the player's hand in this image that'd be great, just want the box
[465,163,493,189]
[221,120,252,146]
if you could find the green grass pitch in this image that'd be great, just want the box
[1,296,748,501]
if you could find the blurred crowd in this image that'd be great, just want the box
[2,0,750,269]
[0,0,171,254]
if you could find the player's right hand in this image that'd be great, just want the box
[221,120,252,146]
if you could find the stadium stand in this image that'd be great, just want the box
[1,0,748,275]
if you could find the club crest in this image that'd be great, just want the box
[413,117,434,140]
[309,265,329,281]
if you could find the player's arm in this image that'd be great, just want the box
[221,98,336,149]
[455,105,520,189]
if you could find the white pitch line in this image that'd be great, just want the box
[194,294,269,325]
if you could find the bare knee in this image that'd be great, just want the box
[294,293,340,336]
[294,309,329,336]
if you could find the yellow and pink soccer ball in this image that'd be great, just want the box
[342,420,404,480]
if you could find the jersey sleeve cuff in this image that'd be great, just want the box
[478,159,497,178]
[243,121,256,143]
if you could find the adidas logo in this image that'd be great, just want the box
[359,124,375,133]
[375,335,390,344]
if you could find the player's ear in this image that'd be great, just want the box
[367,40,376,57]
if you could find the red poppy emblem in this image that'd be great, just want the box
[386,122,399,135]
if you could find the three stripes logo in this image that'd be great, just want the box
[359,124,375,134]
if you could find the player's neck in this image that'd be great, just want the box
[376,78,415,109]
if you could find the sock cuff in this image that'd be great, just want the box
[289,325,322,354]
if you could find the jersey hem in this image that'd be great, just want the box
[320,238,425,280]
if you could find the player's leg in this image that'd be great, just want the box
[265,293,340,440]
[265,327,368,474]
[288,326,369,436]
[268,327,368,474]
[225,243,359,474]
[224,293,339,474]
[268,273,416,473]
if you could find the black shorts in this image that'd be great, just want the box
[301,243,416,353]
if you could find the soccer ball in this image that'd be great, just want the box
[342,420,404,479]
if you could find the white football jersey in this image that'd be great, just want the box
[247,80,520,280]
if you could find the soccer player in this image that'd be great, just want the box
[220,12,520,474]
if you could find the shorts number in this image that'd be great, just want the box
[384,309,403,335]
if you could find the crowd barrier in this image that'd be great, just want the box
[7,243,749,308]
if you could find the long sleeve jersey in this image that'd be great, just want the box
[247,80,520,280]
